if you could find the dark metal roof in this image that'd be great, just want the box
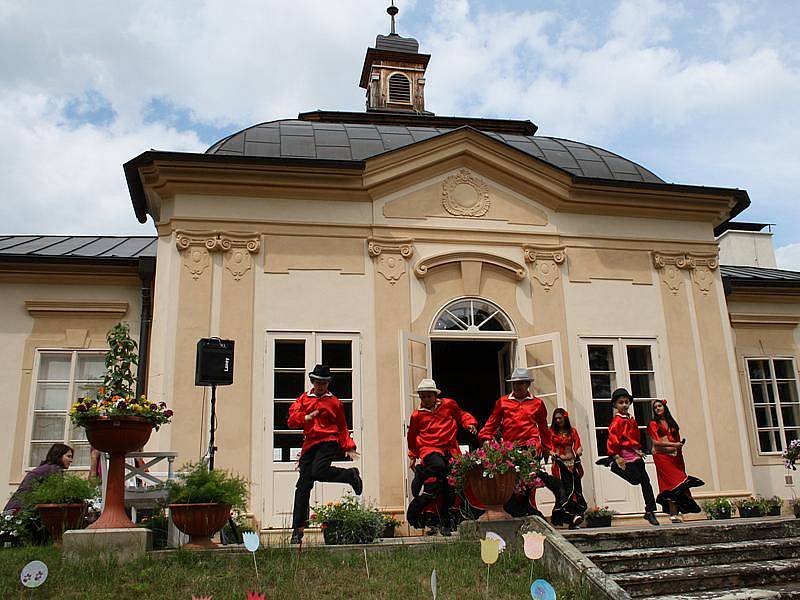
[714,221,772,236]
[375,34,419,53]
[721,265,800,285]
[0,236,156,259]
[207,119,665,184]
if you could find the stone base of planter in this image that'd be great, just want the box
[63,527,152,562]
[458,517,528,549]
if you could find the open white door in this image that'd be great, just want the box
[399,331,431,509]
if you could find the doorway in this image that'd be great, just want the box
[431,339,513,447]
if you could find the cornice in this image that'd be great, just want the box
[25,299,129,319]
[729,313,800,328]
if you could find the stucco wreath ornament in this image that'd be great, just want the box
[441,169,490,217]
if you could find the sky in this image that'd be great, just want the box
[0,0,798,267]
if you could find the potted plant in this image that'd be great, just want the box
[790,498,800,519]
[26,473,97,543]
[584,506,616,528]
[783,439,800,471]
[762,496,783,517]
[735,496,765,518]
[381,514,401,538]
[309,495,384,545]
[701,497,733,519]
[449,440,541,521]
[1,513,27,548]
[70,322,173,530]
[167,461,248,549]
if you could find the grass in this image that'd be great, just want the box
[0,540,590,599]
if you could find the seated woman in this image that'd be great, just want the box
[3,443,74,514]
[648,399,704,522]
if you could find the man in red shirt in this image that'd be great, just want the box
[287,364,361,544]
[479,367,564,518]
[406,378,477,535]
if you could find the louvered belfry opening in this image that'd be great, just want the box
[388,73,411,104]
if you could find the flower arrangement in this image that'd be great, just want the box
[734,496,764,510]
[382,514,402,528]
[783,439,800,470]
[584,506,617,519]
[69,322,173,430]
[701,497,733,519]
[448,440,542,494]
[0,512,27,547]
[309,495,384,545]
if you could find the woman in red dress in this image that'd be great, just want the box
[549,408,587,528]
[647,399,704,522]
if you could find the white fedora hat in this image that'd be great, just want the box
[506,367,533,382]
[416,378,441,395]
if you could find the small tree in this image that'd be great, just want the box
[102,322,138,398]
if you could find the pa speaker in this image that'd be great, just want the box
[195,338,235,386]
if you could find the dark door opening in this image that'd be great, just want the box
[431,339,513,448]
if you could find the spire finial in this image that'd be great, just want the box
[387,1,399,35]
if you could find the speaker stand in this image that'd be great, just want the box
[208,384,218,471]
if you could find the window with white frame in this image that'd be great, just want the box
[584,340,660,456]
[28,351,105,468]
[431,298,515,337]
[269,333,358,463]
[746,357,800,453]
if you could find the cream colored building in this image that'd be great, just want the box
[3,26,800,529]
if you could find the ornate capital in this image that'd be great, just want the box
[652,251,719,296]
[441,169,491,217]
[176,230,260,282]
[523,245,566,293]
[368,237,414,285]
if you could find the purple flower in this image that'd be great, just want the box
[150,404,159,411]
[116,400,127,410]
[164,409,174,418]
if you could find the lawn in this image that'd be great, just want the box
[0,540,590,599]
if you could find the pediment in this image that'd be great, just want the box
[381,167,549,226]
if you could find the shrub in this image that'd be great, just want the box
[761,496,783,513]
[309,495,384,545]
[701,497,733,519]
[26,473,98,505]
[167,462,248,510]
[584,506,617,519]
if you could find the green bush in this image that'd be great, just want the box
[701,497,733,519]
[309,495,384,544]
[26,473,98,505]
[167,462,248,510]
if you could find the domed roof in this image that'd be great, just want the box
[207,118,664,184]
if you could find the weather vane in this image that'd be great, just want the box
[388,1,398,35]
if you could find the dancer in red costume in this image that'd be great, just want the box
[648,399,704,522]
[550,408,587,528]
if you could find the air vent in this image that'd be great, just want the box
[388,74,411,104]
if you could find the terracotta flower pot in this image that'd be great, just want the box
[84,416,153,530]
[36,503,85,543]
[170,503,231,549]
[466,467,516,521]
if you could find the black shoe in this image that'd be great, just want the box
[350,468,363,496]
[572,514,584,528]
[644,512,660,526]
[290,528,304,544]
[439,523,452,537]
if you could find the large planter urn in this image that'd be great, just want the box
[36,503,86,543]
[170,503,231,549]
[84,416,153,529]
[466,467,517,521]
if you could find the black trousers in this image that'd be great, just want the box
[292,441,353,529]
[505,469,565,519]
[611,458,657,512]
[407,452,455,528]
[551,459,588,525]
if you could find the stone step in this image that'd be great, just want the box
[614,558,800,598]
[587,537,800,573]
[563,517,799,552]
[646,581,800,600]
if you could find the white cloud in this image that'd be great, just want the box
[776,244,800,272]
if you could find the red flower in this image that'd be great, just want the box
[246,592,266,600]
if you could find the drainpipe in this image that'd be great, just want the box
[136,256,156,399]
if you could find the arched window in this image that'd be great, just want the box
[431,298,515,337]
[388,73,411,104]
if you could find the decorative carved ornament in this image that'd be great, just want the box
[414,251,526,281]
[176,230,260,281]
[652,252,719,296]
[368,237,414,284]
[24,299,129,319]
[523,245,566,293]
[441,169,491,217]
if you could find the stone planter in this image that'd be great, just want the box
[466,468,516,521]
[36,503,86,543]
[737,506,765,518]
[586,514,613,528]
[169,503,231,549]
[84,416,153,530]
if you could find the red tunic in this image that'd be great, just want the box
[407,398,477,461]
[287,390,356,455]
[478,394,553,453]
[550,426,583,479]
[606,413,641,456]
[647,420,688,494]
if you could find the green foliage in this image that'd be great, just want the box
[167,462,248,510]
[102,322,139,398]
[761,495,783,511]
[734,496,765,511]
[701,496,733,519]
[382,513,402,528]
[584,505,617,518]
[449,440,542,494]
[25,473,98,505]
[309,495,385,544]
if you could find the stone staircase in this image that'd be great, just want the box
[562,517,800,599]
